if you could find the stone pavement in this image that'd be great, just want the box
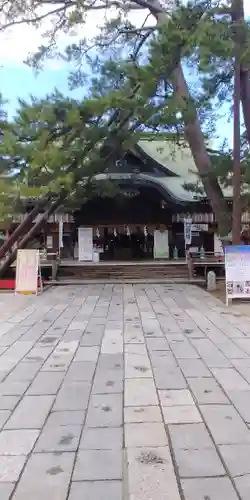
[0,285,250,499]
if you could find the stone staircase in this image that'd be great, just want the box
[56,261,193,283]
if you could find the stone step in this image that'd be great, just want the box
[57,263,190,281]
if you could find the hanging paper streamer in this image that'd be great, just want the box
[59,218,64,248]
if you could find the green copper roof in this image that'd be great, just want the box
[137,138,234,202]
[137,139,198,178]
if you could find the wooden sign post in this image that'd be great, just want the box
[15,249,42,295]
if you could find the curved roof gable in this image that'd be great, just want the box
[137,139,198,178]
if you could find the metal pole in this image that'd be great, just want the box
[232,55,241,245]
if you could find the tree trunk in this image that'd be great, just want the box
[142,0,231,236]
[232,58,242,244]
[0,200,47,260]
[0,198,62,278]
[240,69,250,145]
[231,0,250,145]
[171,64,231,236]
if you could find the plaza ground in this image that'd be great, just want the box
[0,284,250,499]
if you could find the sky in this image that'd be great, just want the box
[0,0,249,147]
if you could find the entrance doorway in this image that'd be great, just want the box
[96,226,154,261]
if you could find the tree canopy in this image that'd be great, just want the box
[0,0,250,235]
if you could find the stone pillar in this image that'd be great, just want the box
[207,270,216,291]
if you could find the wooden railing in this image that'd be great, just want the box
[186,250,225,281]
[189,251,224,264]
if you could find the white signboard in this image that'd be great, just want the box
[46,235,53,249]
[184,218,192,245]
[192,223,208,232]
[78,227,93,261]
[225,246,250,305]
[15,249,42,295]
[58,219,64,248]
[153,230,169,259]
[214,233,224,256]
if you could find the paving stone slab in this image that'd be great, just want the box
[5,363,40,382]
[199,404,250,444]
[177,359,212,378]
[125,353,152,379]
[153,367,187,390]
[65,361,96,381]
[86,393,123,428]
[98,354,123,371]
[0,381,30,397]
[27,372,64,395]
[0,371,8,383]
[0,410,10,429]
[124,406,162,423]
[187,377,230,404]
[162,405,202,424]
[124,329,144,344]
[125,379,158,406]
[219,444,250,476]
[12,452,75,500]
[226,390,250,422]
[169,423,214,450]
[125,344,147,355]
[79,331,104,346]
[73,346,100,362]
[190,339,232,367]
[92,369,123,394]
[53,381,91,411]
[210,367,250,392]
[217,341,249,359]
[5,395,54,429]
[101,331,123,354]
[173,447,225,478]
[170,340,200,359]
[34,424,82,453]
[41,341,79,371]
[0,483,15,500]
[125,422,168,448]
[68,481,123,500]
[181,477,239,500]
[80,426,122,449]
[0,395,21,411]
[149,350,177,368]
[24,346,54,364]
[46,410,86,426]
[146,338,170,351]
[234,474,250,500]
[0,429,39,455]
[158,389,195,407]
[127,446,181,500]
[73,449,123,481]
[0,455,26,481]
